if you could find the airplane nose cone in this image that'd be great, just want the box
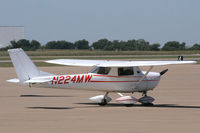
[147,72,161,78]
[146,72,161,82]
[146,72,161,90]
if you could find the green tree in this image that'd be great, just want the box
[135,39,150,51]
[9,39,41,51]
[150,43,160,51]
[92,39,111,50]
[190,44,200,50]
[10,39,31,50]
[124,39,136,50]
[100,39,151,51]
[30,40,41,50]
[74,39,89,49]
[162,41,186,51]
[104,40,120,51]
[56,41,74,49]
[119,41,127,50]
[179,42,186,50]
[112,40,121,51]
[10,40,18,48]
[44,41,74,49]
[45,41,57,49]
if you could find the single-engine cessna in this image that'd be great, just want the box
[7,48,197,106]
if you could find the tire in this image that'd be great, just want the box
[98,102,107,106]
[98,99,108,106]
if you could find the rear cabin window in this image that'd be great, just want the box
[118,67,134,76]
[90,67,111,75]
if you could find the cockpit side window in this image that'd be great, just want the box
[90,67,99,73]
[90,67,111,75]
[118,67,134,76]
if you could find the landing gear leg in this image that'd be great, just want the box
[142,91,147,97]
[98,92,109,106]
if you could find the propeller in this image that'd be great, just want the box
[160,69,168,76]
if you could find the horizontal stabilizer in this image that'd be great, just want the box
[46,59,197,67]
[24,76,53,84]
[7,78,20,83]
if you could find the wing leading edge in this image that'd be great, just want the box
[45,59,197,67]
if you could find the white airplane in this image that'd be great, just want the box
[7,48,197,106]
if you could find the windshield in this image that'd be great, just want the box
[90,67,111,75]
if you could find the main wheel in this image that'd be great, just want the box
[98,99,107,106]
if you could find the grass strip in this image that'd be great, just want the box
[1,50,200,56]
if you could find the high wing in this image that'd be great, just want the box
[46,59,197,67]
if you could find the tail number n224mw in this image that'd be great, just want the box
[51,75,93,85]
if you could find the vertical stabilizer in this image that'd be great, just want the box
[8,48,50,83]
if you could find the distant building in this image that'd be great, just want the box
[0,26,25,48]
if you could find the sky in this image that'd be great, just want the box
[0,0,200,46]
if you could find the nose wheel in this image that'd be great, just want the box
[98,92,110,106]
[89,92,112,106]
[98,99,108,106]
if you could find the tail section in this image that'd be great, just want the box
[8,48,52,83]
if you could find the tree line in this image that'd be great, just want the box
[1,38,200,51]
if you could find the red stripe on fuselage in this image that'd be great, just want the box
[93,75,142,78]
[90,80,159,83]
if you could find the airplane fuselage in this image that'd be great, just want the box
[33,71,161,93]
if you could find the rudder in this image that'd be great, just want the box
[8,48,49,83]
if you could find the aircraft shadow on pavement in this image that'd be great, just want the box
[76,103,200,109]
[27,106,103,110]
[26,103,200,110]
[27,107,72,110]
[20,94,74,98]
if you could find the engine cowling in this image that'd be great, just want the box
[89,95,112,103]
[116,96,138,104]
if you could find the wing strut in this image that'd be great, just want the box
[133,66,153,91]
